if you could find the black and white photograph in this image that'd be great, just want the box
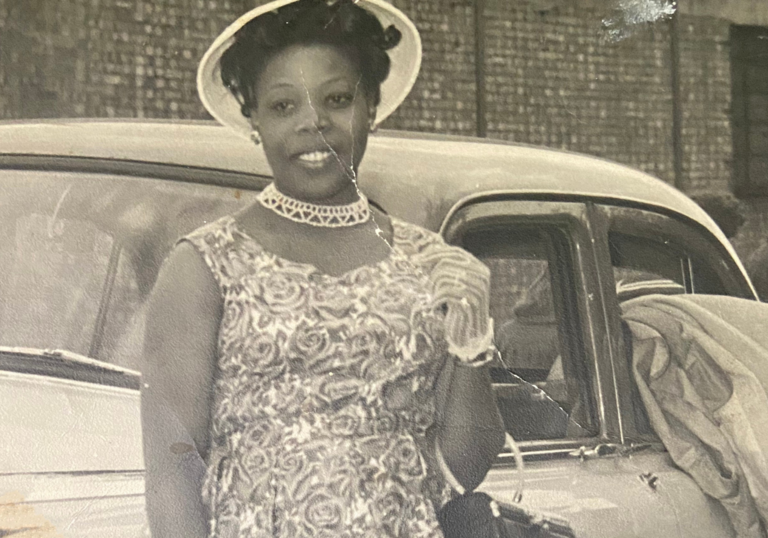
[2,0,768,537]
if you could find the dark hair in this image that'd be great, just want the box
[220,0,402,117]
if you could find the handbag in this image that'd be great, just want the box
[435,433,578,538]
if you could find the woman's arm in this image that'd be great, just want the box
[435,357,506,492]
[141,242,222,538]
[409,234,505,491]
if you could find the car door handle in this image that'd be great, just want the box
[568,442,652,460]
[568,443,620,460]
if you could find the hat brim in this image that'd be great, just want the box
[197,0,422,139]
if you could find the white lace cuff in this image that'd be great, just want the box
[447,319,495,363]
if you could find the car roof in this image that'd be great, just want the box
[0,118,726,237]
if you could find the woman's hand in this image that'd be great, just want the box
[415,244,494,360]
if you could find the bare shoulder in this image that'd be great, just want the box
[149,241,221,313]
[143,241,223,364]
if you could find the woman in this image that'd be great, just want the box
[141,1,505,536]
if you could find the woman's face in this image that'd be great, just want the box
[250,43,375,203]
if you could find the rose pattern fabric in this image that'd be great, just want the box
[184,215,477,538]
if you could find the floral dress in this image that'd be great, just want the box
[184,215,459,538]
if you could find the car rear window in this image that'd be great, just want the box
[604,205,754,301]
[0,212,114,355]
[0,169,255,366]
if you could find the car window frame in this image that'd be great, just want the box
[593,202,757,443]
[601,204,756,300]
[442,199,625,463]
[0,161,400,370]
[462,222,593,441]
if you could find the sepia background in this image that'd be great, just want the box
[1,1,768,536]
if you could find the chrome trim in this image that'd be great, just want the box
[0,154,272,190]
[496,448,576,460]
[685,255,696,294]
[0,346,141,390]
[585,203,624,444]
[0,346,140,376]
[572,230,609,439]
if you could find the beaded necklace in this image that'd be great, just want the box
[257,183,371,227]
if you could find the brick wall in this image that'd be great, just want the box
[0,0,243,120]
[482,1,675,182]
[680,0,768,27]
[89,0,246,119]
[672,14,768,258]
[383,0,477,135]
[0,0,90,118]
[678,15,732,192]
[0,0,738,180]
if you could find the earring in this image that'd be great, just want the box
[250,130,261,146]
[369,119,378,134]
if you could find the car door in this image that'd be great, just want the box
[587,203,756,538]
[440,199,727,538]
[0,348,145,537]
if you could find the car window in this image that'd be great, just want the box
[609,230,734,300]
[98,250,145,370]
[609,231,690,300]
[604,206,753,301]
[0,170,256,364]
[461,225,597,441]
[0,212,114,356]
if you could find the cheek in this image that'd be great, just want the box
[258,127,292,170]
[345,101,373,151]
[352,126,369,154]
[263,128,290,149]
[345,122,369,168]
[254,114,288,151]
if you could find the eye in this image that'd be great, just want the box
[327,92,354,108]
[270,100,294,115]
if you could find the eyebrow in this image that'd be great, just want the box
[321,75,350,86]
[264,82,295,91]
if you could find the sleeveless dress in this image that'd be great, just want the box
[184,215,459,538]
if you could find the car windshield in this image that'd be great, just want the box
[0,169,256,365]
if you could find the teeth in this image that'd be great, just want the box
[298,151,331,163]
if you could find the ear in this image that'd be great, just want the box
[368,102,378,127]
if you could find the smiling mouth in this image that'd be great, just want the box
[296,150,334,168]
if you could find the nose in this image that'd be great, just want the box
[296,98,329,133]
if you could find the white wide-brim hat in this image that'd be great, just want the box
[197,0,422,139]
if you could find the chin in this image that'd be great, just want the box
[281,162,358,202]
[282,172,357,204]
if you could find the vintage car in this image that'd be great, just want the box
[0,119,758,537]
